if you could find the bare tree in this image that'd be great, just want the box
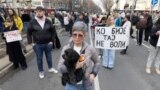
[102,0,113,18]
[130,0,138,21]
[51,0,59,8]
[133,0,138,9]
[102,0,113,12]
[130,0,138,10]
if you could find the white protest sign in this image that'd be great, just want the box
[4,30,22,43]
[157,36,160,46]
[94,27,129,49]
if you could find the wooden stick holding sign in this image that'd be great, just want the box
[4,30,22,43]
[94,27,129,50]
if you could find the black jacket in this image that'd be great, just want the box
[27,18,56,44]
[84,16,89,24]
[149,25,160,47]
[131,15,139,25]
[146,15,153,29]
[21,14,30,22]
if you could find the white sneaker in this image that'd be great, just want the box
[39,72,44,79]
[48,68,58,73]
[146,68,151,74]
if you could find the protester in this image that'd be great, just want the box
[98,17,106,26]
[50,11,61,30]
[152,12,159,24]
[97,17,106,58]
[144,12,153,42]
[131,11,139,38]
[21,10,31,32]
[84,13,89,25]
[2,17,27,70]
[120,15,131,55]
[136,14,146,45]
[68,13,74,35]
[63,13,70,32]
[114,12,122,27]
[27,6,58,79]
[146,18,160,75]
[76,13,85,22]
[0,12,5,32]
[102,16,116,69]
[30,10,35,20]
[49,12,61,49]
[58,21,100,90]
[6,8,27,53]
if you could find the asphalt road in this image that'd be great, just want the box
[99,39,160,90]
[1,31,160,90]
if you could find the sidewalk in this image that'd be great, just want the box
[0,29,64,79]
[0,34,27,58]
[0,45,33,78]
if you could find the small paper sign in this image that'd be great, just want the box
[4,30,22,43]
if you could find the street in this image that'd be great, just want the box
[0,0,160,89]
[0,31,160,90]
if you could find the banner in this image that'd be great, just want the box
[4,30,22,43]
[94,27,129,49]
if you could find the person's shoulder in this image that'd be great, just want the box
[29,19,36,23]
[83,42,94,50]
[15,16,21,20]
[46,18,52,23]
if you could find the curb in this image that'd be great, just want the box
[0,49,34,79]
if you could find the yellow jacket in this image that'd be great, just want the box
[5,16,23,32]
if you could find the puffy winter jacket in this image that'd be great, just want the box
[27,18,56,44]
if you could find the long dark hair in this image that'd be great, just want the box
[7,8,18,17]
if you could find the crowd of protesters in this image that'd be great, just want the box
[90,10,160,76]
[2,5,160,90]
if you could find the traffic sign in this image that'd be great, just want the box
[151,0,158,6]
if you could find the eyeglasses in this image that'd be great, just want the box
[72,33,84,38]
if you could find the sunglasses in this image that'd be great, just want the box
[72,33,84,38]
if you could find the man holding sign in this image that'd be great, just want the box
[146,18,160,75]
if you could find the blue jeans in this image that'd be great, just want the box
[65,83,84,90]
[103,49,115,68]
[23,22,29,32]
[33,43,53,72]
